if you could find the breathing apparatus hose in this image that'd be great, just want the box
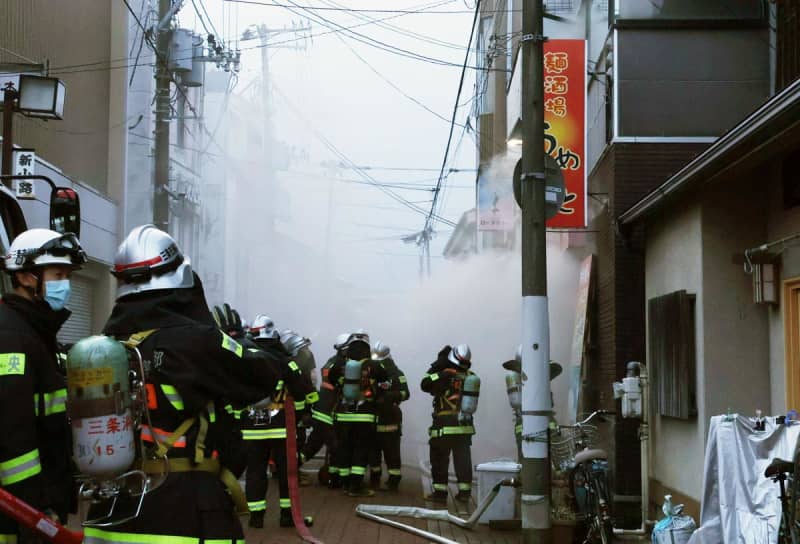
[284,394,324,544]
[0,488,83,544]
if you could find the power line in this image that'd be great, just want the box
[272,83,457,227]
[224,0,519,14]
[425,0,480,232]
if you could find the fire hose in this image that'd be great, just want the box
[285,394,324,544]
[355,478,519,543]
[0,488,83,544]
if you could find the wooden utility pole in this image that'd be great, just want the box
[153,0,172,232]
[520,0,551,542]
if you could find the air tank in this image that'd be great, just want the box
[459,374,481,416]
[66,336,136,478]
[505,371,522,411]
[343,359,364,402]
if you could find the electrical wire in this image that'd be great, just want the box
[424,0,480,232]
[332,32,465,128]
[223,0,519,14]
[272,83,457,227]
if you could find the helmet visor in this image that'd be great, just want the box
[32,233,86,265]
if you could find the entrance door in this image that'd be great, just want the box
[785,278,800,408]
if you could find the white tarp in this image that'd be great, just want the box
[689,414,800,544]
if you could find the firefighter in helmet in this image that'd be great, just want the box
[368,341,409,491]
[327,330,390,497]
[85,225,281,543]
[240,315,317,529]
[0,229,86,542]
[421,344,480,503]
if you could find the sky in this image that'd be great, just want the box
[179,0,479,292]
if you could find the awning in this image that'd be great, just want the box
[619,77,800,226]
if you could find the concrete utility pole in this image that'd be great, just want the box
[153,0,172,232]
[520,0,551,542]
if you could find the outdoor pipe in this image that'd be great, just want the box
[356,478,519,541]
[614,362,655,537]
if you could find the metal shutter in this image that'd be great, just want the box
[58,275,94,345]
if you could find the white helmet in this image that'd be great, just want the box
[448,344,472,366]
[334,333,350,351]
[372,340,391,361]
[515,344,522,363]
[343,330,370,349]
[4,229,86,272]
[251,314,279,339]
[280,329,311,356]
[112,225,194,299]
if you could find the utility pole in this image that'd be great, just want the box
[520,0,550,543]
[2,89,15,184]
[153,0,172,232]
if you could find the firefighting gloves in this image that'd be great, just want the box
[214,303,245,339]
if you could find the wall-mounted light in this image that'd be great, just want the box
[753,262,778,305]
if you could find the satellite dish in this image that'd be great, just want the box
[513,155,566,219]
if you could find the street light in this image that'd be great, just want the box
[17,75,66,119]
[2,74,66,184]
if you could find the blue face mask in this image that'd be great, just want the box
[44,279,71,311]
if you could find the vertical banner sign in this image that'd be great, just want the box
[543,39,586,228]
[11,149,36,200]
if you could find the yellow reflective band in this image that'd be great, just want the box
[242,428,287,440]
[458,483,472,491]
[42,388,67,416]
[306,391,320,404]
[515,423,523,435]
[248,500,266,512]
[247,348,261,353]
[428,373,439,382]
[83,527,199,544]
[288,361,299,371]
[207,402,217,424]
[399,375,407,383]
[0,353,25,376]
[429,426,475,438]
[221,333,243,358]
[279,498,291,508]
[160,384,184,411]
[294,400,306,411]
[351,466,366,476]
[388,469,402,476]
[0,448,41,486]
[376,424,399,433]
[0,534,18,543]
[312,410,333,425]
[328,466,339,474]
[335,413,376,423]
[433,483,448,491]
[339,468,351,477]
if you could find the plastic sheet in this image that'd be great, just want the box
[688,414,800,544]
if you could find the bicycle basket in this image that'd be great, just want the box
[550,425,599,473]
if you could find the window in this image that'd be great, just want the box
[648,290,697,419]
[615,0,765,21]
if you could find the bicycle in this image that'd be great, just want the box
[766,427,800,544]
[551,410,615,544]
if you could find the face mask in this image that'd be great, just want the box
[44,279,71,311]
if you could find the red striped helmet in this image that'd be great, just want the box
[111,225,194,299]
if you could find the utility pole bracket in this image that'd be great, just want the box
[521,172,546,182]
[521,33,548,43]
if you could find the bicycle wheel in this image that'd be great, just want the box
[591,469,613,544]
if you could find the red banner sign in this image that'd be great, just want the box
[544,39,586,228]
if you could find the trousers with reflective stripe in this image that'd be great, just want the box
[84,527,245,544]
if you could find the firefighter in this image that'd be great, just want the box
[0,230,86,542]
[301,333,349,487]
[241,315,317,529]
[328,331,390,497]
[86,225,282,543]
[279,330,316,475]
[502,346,563,460]
[421,344,479,504]
[368,341,409,491]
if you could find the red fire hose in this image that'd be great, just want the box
[285,394,324,544]
[0,488,83,544]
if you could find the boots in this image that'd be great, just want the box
[423,490,447,503]
[279,509,294,528]
[248,511,265,528]
[384,474,401,492]
[455,490,471,503]
[346,475,375,497]
[328,472,343,489]
[369,470,382,489]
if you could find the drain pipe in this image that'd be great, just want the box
[356,478,519,541]
[614,361,654,538]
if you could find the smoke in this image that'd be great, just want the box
[196,68,589,474]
